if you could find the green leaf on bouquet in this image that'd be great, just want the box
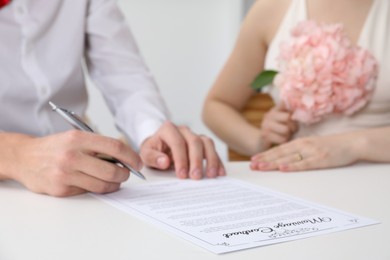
[251,70,278,92]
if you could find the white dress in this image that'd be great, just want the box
[264,0,390,138]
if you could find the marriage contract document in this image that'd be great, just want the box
[95,178,378,254]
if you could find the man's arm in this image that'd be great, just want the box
[84,0,169,149]
[84,1,225,179]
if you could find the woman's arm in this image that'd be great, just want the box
[202,0,291,156]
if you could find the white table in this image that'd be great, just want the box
[1,162,389,260]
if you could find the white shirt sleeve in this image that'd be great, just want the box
[84,0,170,149]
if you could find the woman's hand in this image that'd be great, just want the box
[260,103,298,150]
[251,133,360,171]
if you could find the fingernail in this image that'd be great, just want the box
[257,162,269,169]
[208,168,217,178]
[191,169,202,179]
[250,161,257,168]
[279,164,289,171]
[219,167,226,176]
[157,156,167,167]
[179,169,188,179]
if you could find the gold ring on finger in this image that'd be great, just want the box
[295,153,303,161]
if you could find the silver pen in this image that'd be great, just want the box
[49,101,146,180]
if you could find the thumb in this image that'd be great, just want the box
[278,101,288,111]
[140,148,171,170]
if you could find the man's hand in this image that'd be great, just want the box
[0,131,142,197]
[140,121,225,180]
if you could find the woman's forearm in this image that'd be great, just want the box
[352,127,390,163]
[203,99,266,156]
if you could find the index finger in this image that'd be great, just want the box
[66,131,142,171]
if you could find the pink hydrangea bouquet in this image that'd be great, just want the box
[252,20,378,124]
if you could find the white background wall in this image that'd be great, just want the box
[86,1,243,161]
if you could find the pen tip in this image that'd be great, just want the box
[137,171,147,181]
